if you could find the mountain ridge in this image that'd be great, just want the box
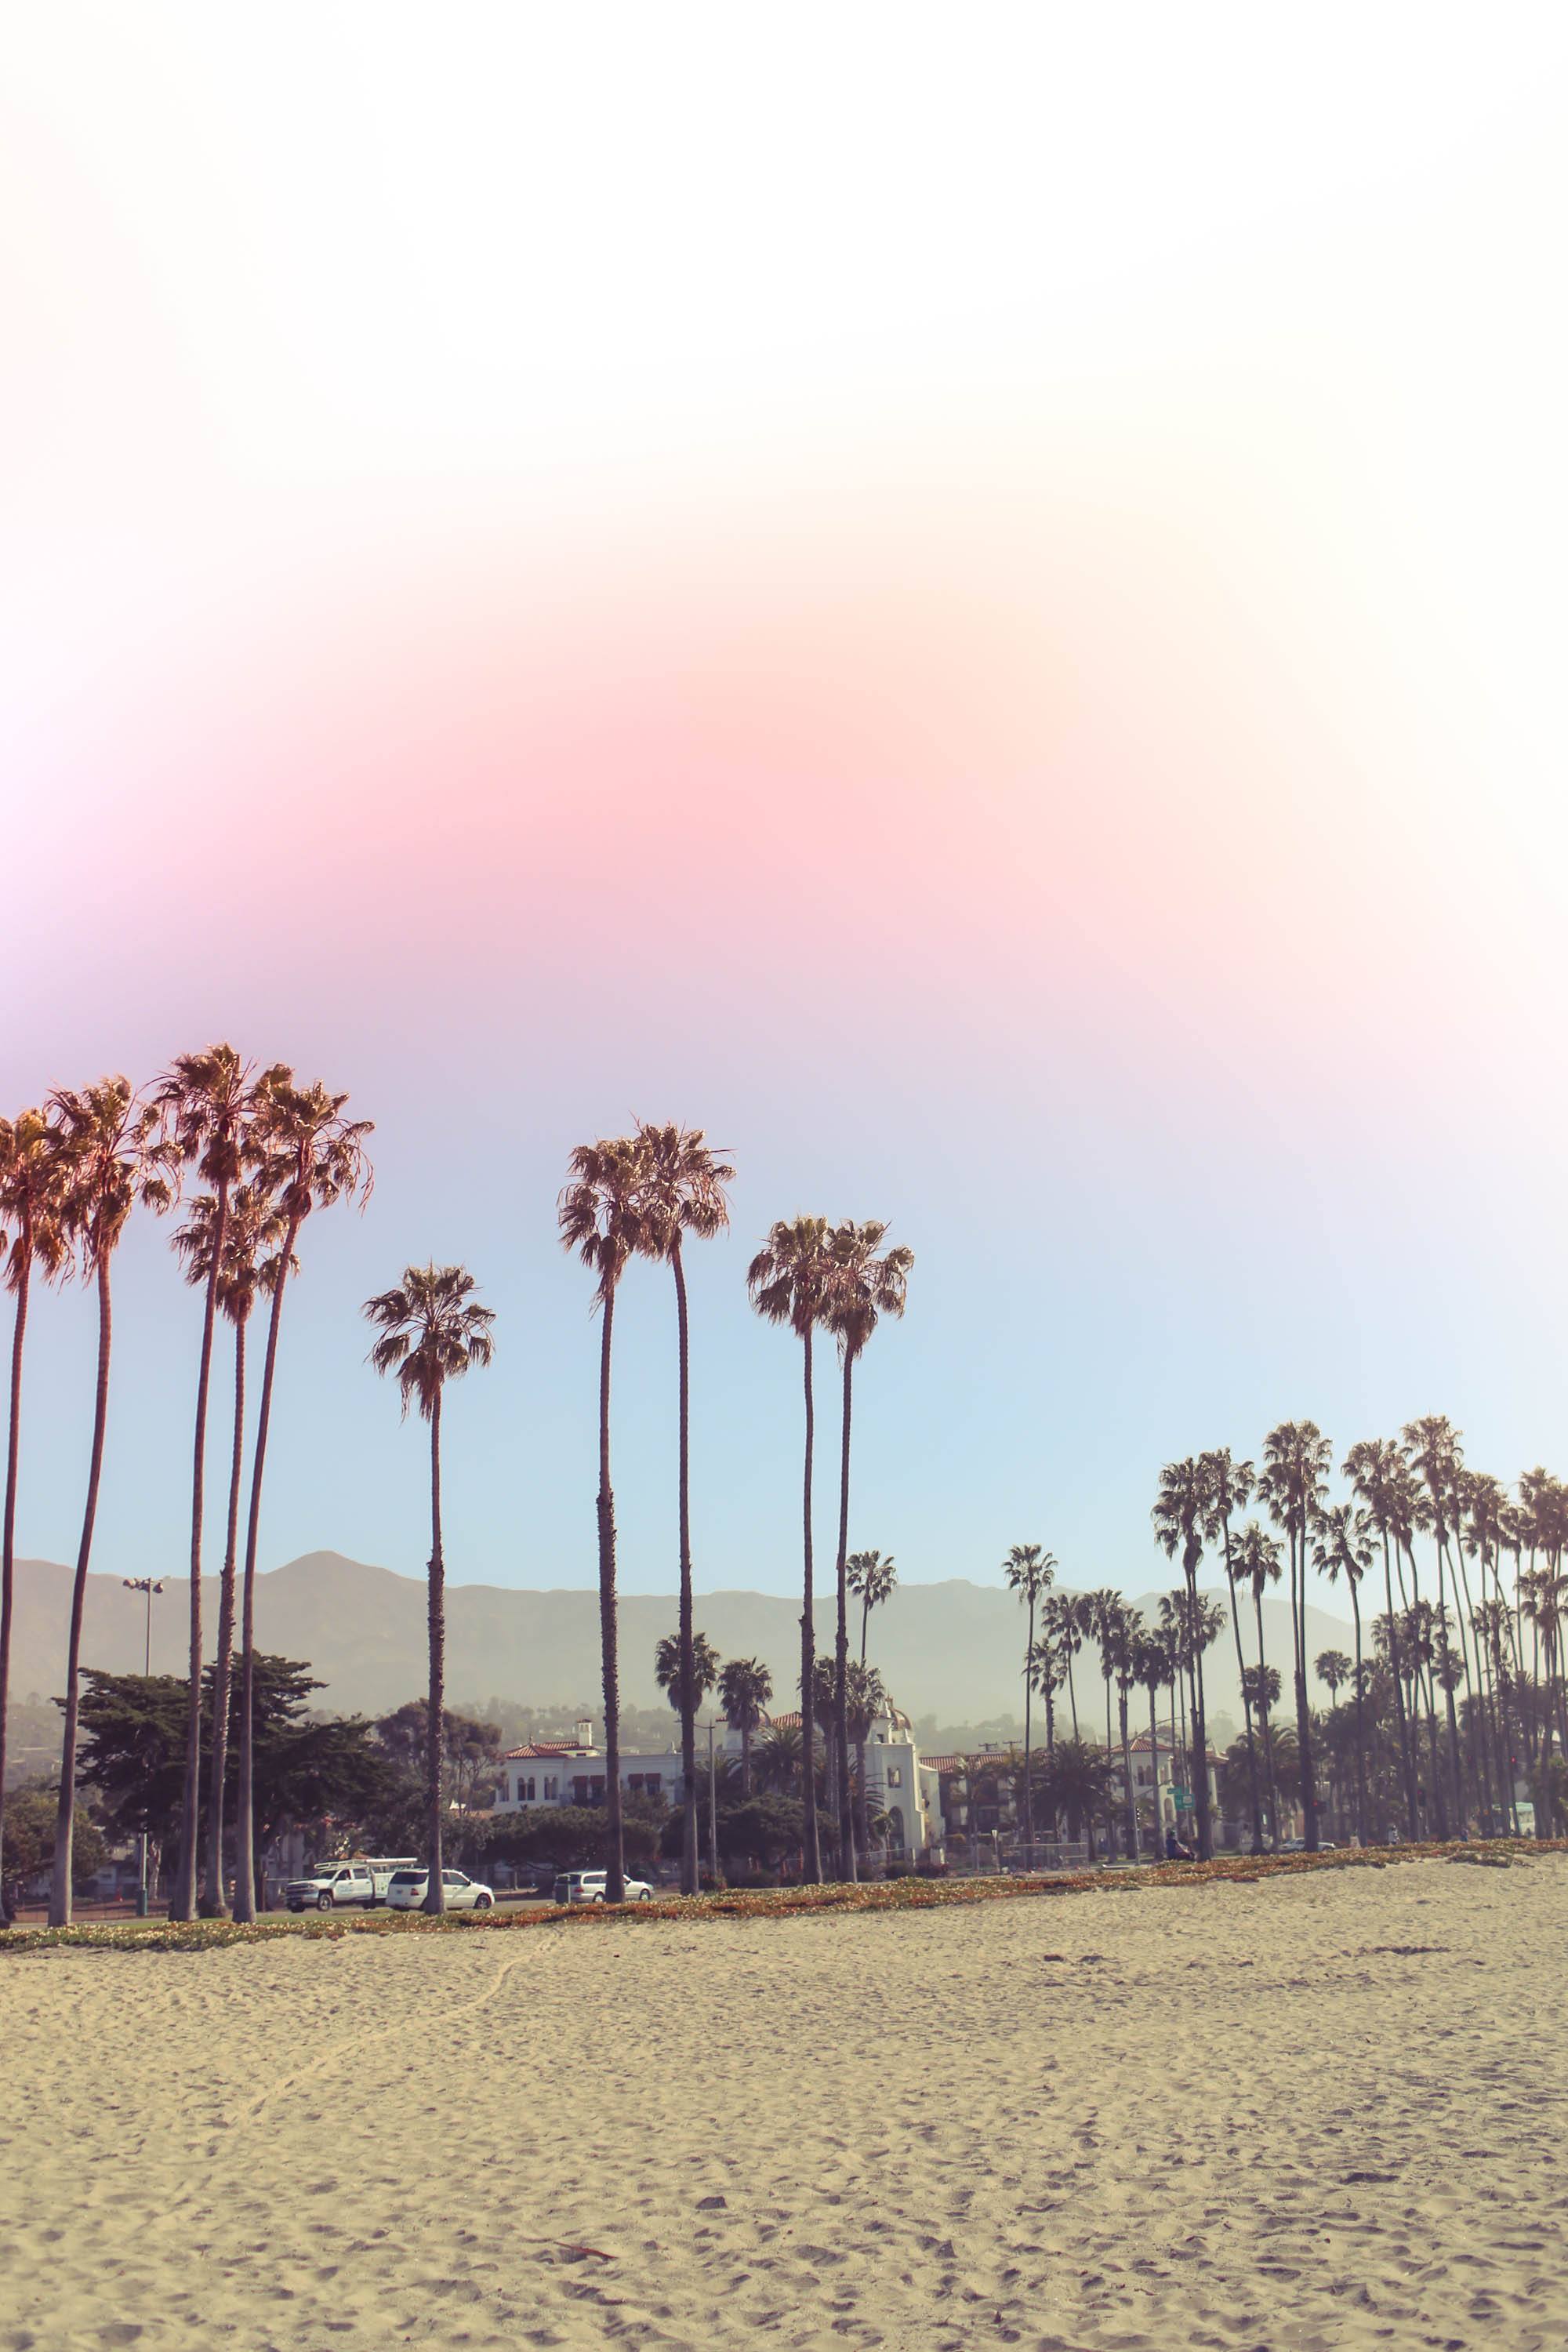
[6,1551,1354,1728]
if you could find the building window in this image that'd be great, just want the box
[644,1774,661,1797]
[886,1766,902,1787]
[543,1777,558,1800]
[628,1774,644,1793]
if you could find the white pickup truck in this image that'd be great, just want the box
[282,1857,414,1912]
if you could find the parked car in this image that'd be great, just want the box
[285,1862,375,1912]
[552,1869,655,1904]
[384,1867,495,1911]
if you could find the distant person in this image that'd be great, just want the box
[1165,1828,1193,1862]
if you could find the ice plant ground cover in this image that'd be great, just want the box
[0,1837,1556,1955]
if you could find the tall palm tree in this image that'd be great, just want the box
[0,1110,67,1916]
[1388,1463,1447,1834]
[1203,1450,1260,1852]
[1041,1591,1083,1738]
[718,1656,773,1795]
[155,1046,255,1923]
[843,1659,887,1860]
[633,1120,734,1898]
[559,1133,648,1907]
[848,1548,898,1666]
[1258,1421,1332,1850]
[1025,1633,1064,1762]
[1083,1587,1127,1848]
[1134,1626,1170,1851]
[655,1629,720,1727]
[364,1264,495,1914]
[1003,1542,1055,1855]
[1152,1457,1218,1858]
[747,1215,834,1884]
[233,1074,372,1920]
[47,1080,174,1926]
[173,1184,292,1915]
[1233,1519,1284,1842]
[1343,1437,1422,1838]
[822,1219,913,1881]
[1311,1502,1374,1844]
[1109,1606,1142,1857]
[1402,1416,1472,1828]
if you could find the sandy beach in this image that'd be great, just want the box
[1,1857,1563,2351]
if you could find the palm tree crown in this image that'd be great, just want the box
[364,1264,496,1417]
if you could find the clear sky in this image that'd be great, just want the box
[4,6,1566,1617]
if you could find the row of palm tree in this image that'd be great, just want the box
[1004,1417,1568,1858]
[557,1146,913,1900]
[0,1062,371,1926]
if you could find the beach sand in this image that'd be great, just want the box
[1,1857,1563,2350]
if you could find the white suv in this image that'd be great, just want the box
[285,1862,375,1912]
[552,1870,655,1904]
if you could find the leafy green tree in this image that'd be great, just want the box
[373,1700,504,1815]
[1040,1739,1115,1856]
[364,1264,495,1913]
[1,1783,107,1915]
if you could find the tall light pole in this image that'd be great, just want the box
[122,1578,165,1916]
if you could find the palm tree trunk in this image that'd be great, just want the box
[233,1207,303,1922]
[423,1389,447,1914]
[201,1316,245,1916]
[51,1249,112,1927]
[797,1328,822,1884]
[859,1590,871,1668]
[0,1235,33,1922]
[1290,1524,1319,1851]
[1253,1584,1279,1842]
[1186,1555,1214,1859]
[1348,1573,1367,1844]
[670,1239,699,1899]
[1380,1532,1420,1837]
[1022,1596,1035,1857]
[1065,1650,1080,1740]
[1148,1685,1161,1853]
[596,1283,626,1903]
[832,1350,856,1882]
[1225,1562,1263,1850]
[1433,1542,1466,1828]
[172,1179,228,1921]
[1450,1541,1493,1826]
[1118,1685,1138,1857]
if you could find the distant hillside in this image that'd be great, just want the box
[7,1552,1352,1730]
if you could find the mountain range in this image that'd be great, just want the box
[7,1552,1355,1737]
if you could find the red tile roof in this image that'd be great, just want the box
[502,1742,594,1762]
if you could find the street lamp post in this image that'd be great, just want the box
[122,1578,165,1917]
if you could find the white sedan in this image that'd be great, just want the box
[385,1867,495,1911]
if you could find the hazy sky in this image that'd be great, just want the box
[4,6,1566,1617]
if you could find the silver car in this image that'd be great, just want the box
[384,1867,495,1911]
